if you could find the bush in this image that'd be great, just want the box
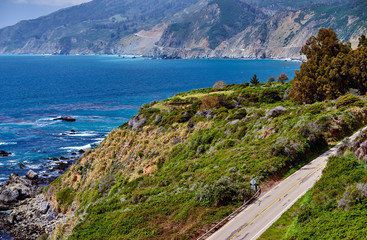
[200,95,221,109]
[277,73,289,84]
[195,176,252,206]
[227,108,247,120]
[56,187,75,210]
[305,102,325,114]
[213,80,227,89]
[259,88,281,103]
[335,94,364,108]
[267,77,275,84]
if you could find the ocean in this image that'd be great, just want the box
[0,55,300,182]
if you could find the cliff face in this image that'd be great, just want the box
[0,0,366,59]
[39,83,367,239]
[154,0,367,60]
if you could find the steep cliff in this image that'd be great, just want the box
[155,0,367,59]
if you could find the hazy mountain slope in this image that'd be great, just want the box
[0,0,365,58]
[155,0,367,59]
[0,0,203,54]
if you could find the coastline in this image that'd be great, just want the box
[0,53,305,63]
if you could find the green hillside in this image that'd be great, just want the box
[43,77,367,239]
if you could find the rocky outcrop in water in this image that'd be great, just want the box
[0,151,11,157]
[53,117,76,122]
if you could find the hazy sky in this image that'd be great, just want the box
[0,0,92,29]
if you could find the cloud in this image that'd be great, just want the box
[11,0,92,6]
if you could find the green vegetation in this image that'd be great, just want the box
[47,77,367,239]
[250,74,260,85]
[260,152,367,239]
[289,28,367,103]
[56,187,75,212]
[41,29,367,239]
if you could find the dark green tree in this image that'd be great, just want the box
[289,28,351,103]
[250,74,260,85]
[358,35,367,48]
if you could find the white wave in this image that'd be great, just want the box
[36,118,58,127]
[0,142,17,146]
[93,137,105,144]
[71,131,98,137]
[27,164,41,170]
[37,117,56,121]
[60,144,92,152]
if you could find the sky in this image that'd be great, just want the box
[0,0,92,29]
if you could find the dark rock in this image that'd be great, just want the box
[128,116,147,130]
[48,157,59,161]
[7,173,32,188]
[59,156,68,160]
[0,151,11,157]
[18,163,26,169]
[26,170,38,180]
[52,162,71,172]
[0,188,19,205]
[78,149,85,154]
[196,110,215,120]
[53,116,76,122]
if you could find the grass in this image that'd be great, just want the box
[46,82,367,239]
[260,152,367,239]
[258,190,312,240]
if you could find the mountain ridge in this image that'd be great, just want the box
[0,0,366,59]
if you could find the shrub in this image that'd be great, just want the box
[200,95,221,109]
[267,77,275,84]
[56,187,75,210]
[213,80,227,89]
[335,94,364,108]
[305,102,325,114]
[195,176,252,206]
[259,88,281,103]
[277,73,289,84]
[227,108,247,120]
[200,95,234,110]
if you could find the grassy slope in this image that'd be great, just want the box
[260,152,367,240]
[45,82,367,239]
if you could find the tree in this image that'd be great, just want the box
[342,47,367,94]
[358,35,367,48]
[250,74,260,85]
[267,77,275,84]
[288,28,351,103]
[277,73,289,84]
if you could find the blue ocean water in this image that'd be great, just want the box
[0,55,300,182]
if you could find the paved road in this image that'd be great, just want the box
[207,127,366,240]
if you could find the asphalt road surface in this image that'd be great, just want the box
[207,127,366,240]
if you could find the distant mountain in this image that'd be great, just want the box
[0,0,366,59]
[0,0,203,55]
